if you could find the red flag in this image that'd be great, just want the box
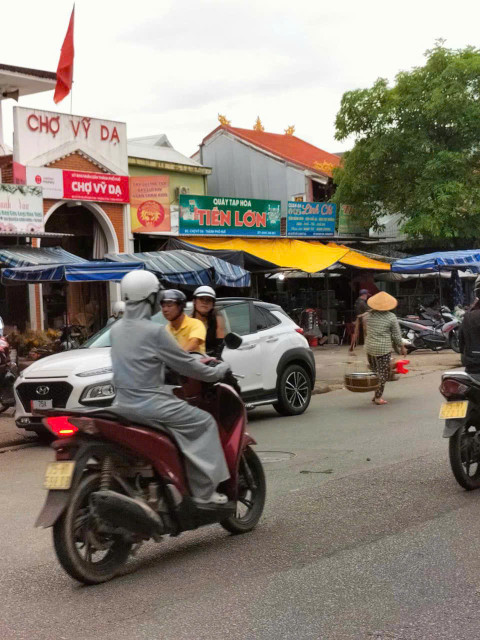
[54,6,75,104]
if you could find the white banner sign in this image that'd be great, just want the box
[26,167,63,200]
[0,184,44,234]
[13,107,128,174]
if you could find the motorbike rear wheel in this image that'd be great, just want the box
[449,329,460,353]
[53,472,132,584]
[449,426,480,490]
[220,447,266,535]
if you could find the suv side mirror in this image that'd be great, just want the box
[224,332,243,350]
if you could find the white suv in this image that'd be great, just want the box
[15,298,315,435]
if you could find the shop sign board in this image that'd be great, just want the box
[286,201,336,236]
[179,195,281,236]
[337,204,369,236]
[26,167,63,199]
[13,107,128,173]
[0,184,44,234]
[63,171,129,203]
[26,167,129,203]
[130,175,171,233]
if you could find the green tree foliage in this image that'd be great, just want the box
[332,43,480,239]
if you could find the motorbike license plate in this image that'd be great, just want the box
[31,399,53,410]
[43,461,75,490]
[439,401,468,420]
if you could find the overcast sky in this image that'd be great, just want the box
[2,0,480,158]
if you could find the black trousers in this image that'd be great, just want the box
[367,353,391,398]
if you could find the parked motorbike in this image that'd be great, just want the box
[35,333,266,585]
[439,369,480,490]
[0,335,18,413]
[399,307,461,353]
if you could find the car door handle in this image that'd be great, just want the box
[265,337,279,343]
[238,344,256,350]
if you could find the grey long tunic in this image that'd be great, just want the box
[110,300,230,500]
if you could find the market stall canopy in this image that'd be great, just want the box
[325,243,392,270]
[163,237,277,270]
[106,250,250,288]
[166,238,391,273]
[392,250,480,273]
[0,246,86,267]
[376,270,477,281]
[1,261,145,284]
[164,238,349,274]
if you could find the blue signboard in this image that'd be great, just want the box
[286,202,337,237]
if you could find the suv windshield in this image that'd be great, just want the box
[81,311,168,348]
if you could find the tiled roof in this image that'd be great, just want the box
[202,125,341,177]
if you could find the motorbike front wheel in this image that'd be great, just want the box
[53,472,132,584]
[221,447,266,535]
[449,425,480,490]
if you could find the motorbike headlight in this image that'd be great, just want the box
[80,382,116,404]
[76,367,113,378]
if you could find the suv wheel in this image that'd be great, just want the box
[273,364,312,416]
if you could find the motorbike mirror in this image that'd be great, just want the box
[224,332,243,350]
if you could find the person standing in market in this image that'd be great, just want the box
[350,289,370,350]
[354,289,370,318]
[364,291,406,405]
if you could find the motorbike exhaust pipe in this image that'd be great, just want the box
[91,490,165,540]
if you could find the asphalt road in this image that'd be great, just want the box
[1,370,479,640]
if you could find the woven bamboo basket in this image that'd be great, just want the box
[344,360,379,393]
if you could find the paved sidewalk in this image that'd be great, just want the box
[313,344,462,392]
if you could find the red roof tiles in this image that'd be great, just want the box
[202,125,341,177]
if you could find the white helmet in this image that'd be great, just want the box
[193,285,216,300]
[120,271,160,302]
[112,301,125,318]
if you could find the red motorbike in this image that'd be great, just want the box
[35,335,266,585]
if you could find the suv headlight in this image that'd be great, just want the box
[76,367,113,378]
[80,382,116,404]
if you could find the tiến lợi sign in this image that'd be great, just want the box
[286,202,336,236]
[0,184,44,234]
[179,195,281,236]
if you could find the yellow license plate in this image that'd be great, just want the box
[439,401,468,420]
[43,461,75,490]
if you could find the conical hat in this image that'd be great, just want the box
[367,291,398,311]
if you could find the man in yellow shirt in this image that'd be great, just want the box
[161,289,206,353]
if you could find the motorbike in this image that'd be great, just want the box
[439,369,480,490]
[398,307,461,353]
[35,333,266,585]
[0,335,18,413]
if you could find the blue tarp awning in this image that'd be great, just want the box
[392,250,480,273]
[0,246,86,267]
[1,261,145,283]
[106,250,250,288]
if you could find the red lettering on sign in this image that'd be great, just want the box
[101,125,109,141]
[195,208,208,225]
[27,115,39,131]
[234,211,243,226]
[211,208,220,225]
[256,212,266,227]
[39,116,49,133]
[82,119,91,138]
[70,120,81,137]
[220,210,231,226]
[111,126,120,144]
[243,211,256,228]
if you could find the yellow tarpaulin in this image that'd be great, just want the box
[184,237,349,273]
[326,243,391,271]
[183,238,391,272]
